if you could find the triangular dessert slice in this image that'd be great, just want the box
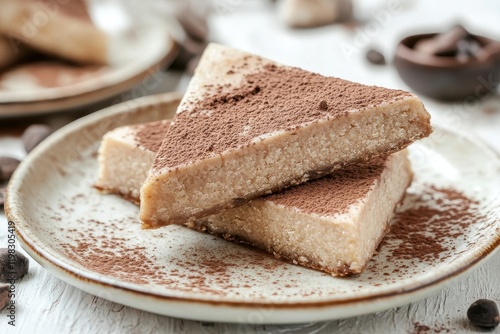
[95,120,172,204]
[199,151,411,276]
[97,121,412,276]
[140,43,431,227]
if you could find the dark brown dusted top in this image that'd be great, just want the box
[266,157,388,216]
[134,120,171,153]
[153,63,413,170]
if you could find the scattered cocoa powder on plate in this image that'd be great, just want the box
[59,184,487,295]
[411,322,451,334]
[380,186,481,264]
[60,218,289,293]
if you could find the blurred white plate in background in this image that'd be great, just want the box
[0,2,178,117]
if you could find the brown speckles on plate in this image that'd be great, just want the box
[4,96,500,323]
[40,180,496,299]
[366,185,485,280]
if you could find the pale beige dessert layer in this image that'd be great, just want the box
[95,120,171,203]
[140,43,430,228]
[200,150,412,275]
[97,121,412,276]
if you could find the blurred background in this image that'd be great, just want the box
[0,0,499,188]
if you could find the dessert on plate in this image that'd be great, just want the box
[96,121,413,275]
[140,43,431,227]
[0,0,107,65]
[95,120,172,204]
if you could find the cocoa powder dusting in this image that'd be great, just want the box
[62,241,153,284]
[267,157,387,216]
[60,219,156,285]
[154,63,412,168]
[380,186,481,264]
[411,322,451,334]
[57,180,489,298]
[59,216,290,293]
[134,120,171,153]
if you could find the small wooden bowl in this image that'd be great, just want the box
[394,33,500,101]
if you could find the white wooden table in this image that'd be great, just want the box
[1,0,500,332]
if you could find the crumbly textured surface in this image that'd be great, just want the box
[97,121,412,276]
[154,64,412,168]
[140,43,431,227]
[267,157,387,216]
[197,151,413,276]
[134,121,171,153]
[95,120,171,203]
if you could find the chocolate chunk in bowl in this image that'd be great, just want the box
[394,27,500,100]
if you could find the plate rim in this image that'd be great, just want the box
[13,226,499,324]
[0,37,178,118]
[5,94,500,317]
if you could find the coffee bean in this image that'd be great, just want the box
[0,284,9,311]
[0,248,29,282]
[0,187,5,207]
[0,157,20,181]
[366,49,386,65]
[467,299,500,328]
[22,124,51,153]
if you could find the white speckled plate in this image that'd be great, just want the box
[0,24,177,118]
[6,94,500,324]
